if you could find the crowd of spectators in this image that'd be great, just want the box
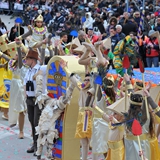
[0,0,160,67]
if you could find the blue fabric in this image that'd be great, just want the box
[109,67,160,84]
[146,57,159,68]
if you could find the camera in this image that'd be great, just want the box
[26,81,34,91]
[147,47,151,55]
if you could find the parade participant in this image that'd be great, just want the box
[75,73,95,160]
[124,91,160,160]
[58,32,68,55]
[0,33,12,120]
[16,10,52,64]
[7,41,28,139]
[94,102,125,160]
[113,33,139,76]
[0,51,12,120]
[23,49,46,156]
[35,70,81,160]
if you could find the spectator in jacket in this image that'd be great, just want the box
[116,24,125,40]
[44,9,52,25]
[154,17,160,33]
[143,30,159,67]
[0,18,7,36]
[83,12,94,31]
[121,17,137,36]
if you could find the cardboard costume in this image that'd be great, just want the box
[35,56,84,160]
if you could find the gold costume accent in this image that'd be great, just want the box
[75,107,93,139]
[42,44,46,49]
[126,133,148,141]
[129,99,142,106]
[148,136,160,160]
[106,140,125,160]
[153,106,160,113]
[48,45,53,50]
[127,84,133,90]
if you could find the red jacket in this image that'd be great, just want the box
[144,37,159,57]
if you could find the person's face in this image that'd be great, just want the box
[116,27,122,33]
[36,21,43,27]
[113,113,123,121]
[157,18,160,24]
[83,76,90,86]
[123,12,129,19]
[110,29,116,36]
[56,13,60,17]
[88,30,93,36]
[130,34,136,41]
[134,12,140,18]
[25,57,34,67]
[62,35,68,42]
[13,54,18,60]
[78,35,85,41]
[15,23,19,27]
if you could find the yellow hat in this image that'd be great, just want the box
[34,10,43,22]
[7,42,17,58]
[73,45,86,54]
[0,34,8,52]
[65,38,81,49]
[103,37,111,50]
[106,97,129,115]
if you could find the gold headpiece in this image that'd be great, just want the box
[0,34,8,52]
[34,10,43,22]
[134,81,143,90]
[7,42,17,58]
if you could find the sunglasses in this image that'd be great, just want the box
[84,79,90,82]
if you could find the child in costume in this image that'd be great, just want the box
[7,41,28,138]
[75,73,95,160]
[16,10,52,64]
[94,101,125,160]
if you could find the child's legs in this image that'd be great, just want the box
[80,138,89,160]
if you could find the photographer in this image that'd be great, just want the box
[23,49,46,156]
[143,30,159,67]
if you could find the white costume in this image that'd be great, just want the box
[35,73,77,159]
[8,60,28,125]
[83,12,94,29]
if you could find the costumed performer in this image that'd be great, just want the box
[16,10,52,64]
[113,32,139,76]
[6,41,28,139]
[35,70,81,160]
[94,102,125,160]
[0,51,12,120]
[75,73,95,160]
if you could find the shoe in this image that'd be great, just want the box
[9,124,16,128]
[18,132,24,139]
[2,115,8,120]
[33,152,37,156]
[27,146,34,153]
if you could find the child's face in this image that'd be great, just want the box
[113,112,123,121]
[36,21,43,27]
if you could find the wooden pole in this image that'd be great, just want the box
[142,73,149,119]
[137,136,144,160]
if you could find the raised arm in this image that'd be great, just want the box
[16,42,23,69]
[0,51,10,62]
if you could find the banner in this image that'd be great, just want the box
[0,2,9,9]
[14,3,23,10]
